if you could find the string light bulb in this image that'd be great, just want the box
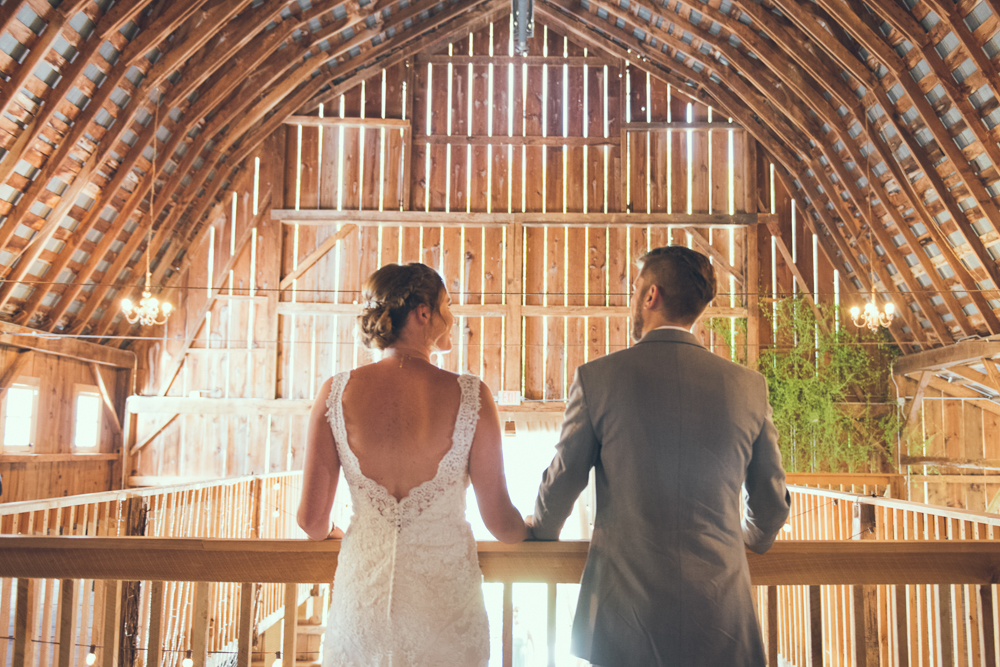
[121,88,172,327]
[273,651,283,667]
[86,646,98,666]
[182,650,194,667]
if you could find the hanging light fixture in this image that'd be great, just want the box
[122,90,172,326]
[850,103,894,333]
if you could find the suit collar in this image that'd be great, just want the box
[636,328,705,348]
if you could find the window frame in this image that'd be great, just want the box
[72,383,104,452]
[1,377,40,453]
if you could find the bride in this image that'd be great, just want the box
[297,262,528,667]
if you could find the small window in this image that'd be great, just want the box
[73,386,102,450]
[2,380,39,451]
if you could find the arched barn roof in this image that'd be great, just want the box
[2,0,1000,350]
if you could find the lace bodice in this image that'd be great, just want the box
[321,370,489,667]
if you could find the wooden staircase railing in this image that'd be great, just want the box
[0,537,998,667]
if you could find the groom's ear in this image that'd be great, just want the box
[644,283,664,311]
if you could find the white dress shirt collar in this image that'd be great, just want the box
[654,325,693,334]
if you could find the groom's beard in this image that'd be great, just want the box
[631,305,644,343]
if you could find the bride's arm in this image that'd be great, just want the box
[469,381,528,544]
[297,377,342,540]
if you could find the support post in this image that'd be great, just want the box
[765,585,778,666]
[191,581,211,667]
[14,578,35,667]
[237,583,256,667]
[808,585,822,667]
[283,583,298,667]
[102,579,123,667]
[57,579,77,667]
[147,581,164,667]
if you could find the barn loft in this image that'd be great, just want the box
[0,0,999,665]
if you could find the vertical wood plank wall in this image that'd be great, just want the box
[0,346,128,502]
[135,18,754,481]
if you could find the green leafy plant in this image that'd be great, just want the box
[706,316,748,364]
[758,296,902,473]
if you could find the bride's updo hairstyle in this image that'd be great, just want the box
[358,263,446,350]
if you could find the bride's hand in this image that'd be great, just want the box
[326,526,345,539]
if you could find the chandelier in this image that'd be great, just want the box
[122,271,172,325]
[122,90,172,327]
[851,106,894,333]
[850,286,894,332]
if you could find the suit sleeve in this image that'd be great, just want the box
[742,378,791,554]
[532,368,600,541]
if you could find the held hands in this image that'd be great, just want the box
[327,526,345,540]
[523,515,536,541]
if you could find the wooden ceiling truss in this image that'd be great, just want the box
[0,0,999,352]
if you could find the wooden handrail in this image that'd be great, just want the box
[791,484,1000,526]
[1,537,998,585]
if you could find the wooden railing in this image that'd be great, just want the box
[0,473,304,667]
[0,537,998,667]
[773,484,1000,667]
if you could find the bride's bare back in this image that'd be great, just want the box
[341,358,462,502]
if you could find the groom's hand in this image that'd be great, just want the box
[523,515,537,541]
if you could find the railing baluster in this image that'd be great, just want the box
[808,585,822,667]
[102,579,122,667]
[765,585,778,667]
[283,583,298,666]
[13,578,34,667]
[894,584,909,667]
[547,582,556,667]
[191,581,211,667]
[980,585,997,667]
[503,582,513,667]
[57,579,76,667]
[147,581,164,667]
[852,584,879,667]
[237,583,255,667]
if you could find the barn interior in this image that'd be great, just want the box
[1,0,999,664]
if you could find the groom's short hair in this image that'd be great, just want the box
[637,246,716,323]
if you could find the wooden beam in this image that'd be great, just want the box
[128,415,180,456]
[274,302,747,318]
[901,456,1000,473]
[906,371,933,428]
[893,340,1000,375]
[270,209,759,226]
[127,397,314,416]
[0,348,32,402]
[284,116,410,129]
[415,134,619,146]
[416,55,617,66]
[91,363,122,437]
[0,322,133,369]
[766,220,829,335]
[1,537,999,586]
[621,121,744,131]
[279,224,357,291]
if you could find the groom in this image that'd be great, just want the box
[529,245,790,667]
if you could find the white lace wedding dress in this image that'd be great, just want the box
[321,371,490,667]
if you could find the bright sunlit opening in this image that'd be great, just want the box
[74,392,102,450]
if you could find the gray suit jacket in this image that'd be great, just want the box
[532,329,790,667]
